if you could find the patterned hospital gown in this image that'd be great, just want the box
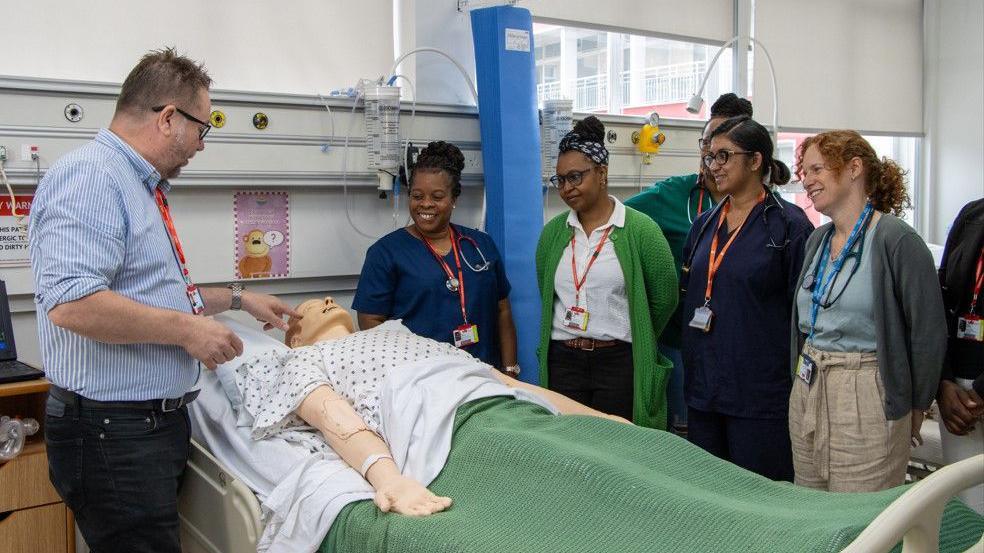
[234,327,475,455]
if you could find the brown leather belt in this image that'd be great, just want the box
[561,338,621,351]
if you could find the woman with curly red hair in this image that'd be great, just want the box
[789,130,946,492]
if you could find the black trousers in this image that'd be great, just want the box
[687,406,794,482]
[547,340,634,419]
[44,393,191,553]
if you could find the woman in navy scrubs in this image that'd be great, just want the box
[353,141,519,376]
[680,116,814,481]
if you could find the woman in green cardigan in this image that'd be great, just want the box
[535,116,678,429]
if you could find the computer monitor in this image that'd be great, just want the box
[0,280,19,362]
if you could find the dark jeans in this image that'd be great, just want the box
[687,406,794,482]
[547,340,634,419]
[44,393,191,553]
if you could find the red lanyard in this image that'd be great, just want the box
[422,227,468,324]
[704,194,763,302]
[570,226,613,305]
[970,246,984,315]
[153,187,203,314]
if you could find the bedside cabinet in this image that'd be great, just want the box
[0,379,76,553]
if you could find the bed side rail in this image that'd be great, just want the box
[842,454,984,553]
[178,439,265,553]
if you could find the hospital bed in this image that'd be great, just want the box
[177,317,984,553]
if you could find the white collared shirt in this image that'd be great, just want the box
[551,196,631,342]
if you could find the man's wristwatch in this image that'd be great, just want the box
[227,283,244,310]
[504,365,521,377]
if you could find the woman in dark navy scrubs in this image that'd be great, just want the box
[680,116,814,481]
[352,141,519,375]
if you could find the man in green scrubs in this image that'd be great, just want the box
[625,93,753,435]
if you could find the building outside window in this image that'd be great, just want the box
[533,23,732,119]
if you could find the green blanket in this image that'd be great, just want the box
[321,397,983,553]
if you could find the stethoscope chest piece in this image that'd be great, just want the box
[446,278,460,292]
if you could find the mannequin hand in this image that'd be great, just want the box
[372,473,452,516]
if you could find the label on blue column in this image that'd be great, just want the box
[505,29,531,52]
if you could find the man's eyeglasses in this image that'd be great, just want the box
[702,149,754,168]
[152,105,211,140]
[549,168,593,189]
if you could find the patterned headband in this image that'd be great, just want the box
[559,131,609,166]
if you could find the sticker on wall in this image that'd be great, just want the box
[0,194,32,266]
[234,191,290,279]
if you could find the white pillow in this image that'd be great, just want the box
[212,314,291,425]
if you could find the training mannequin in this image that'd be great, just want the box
[270,297,628,517]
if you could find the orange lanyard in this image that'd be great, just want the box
[970,246,984,315]
[153,187,203,314]
[697,188,706,216]
[571,226,613,305]
[422,227,468,324]
[704,194,763,303]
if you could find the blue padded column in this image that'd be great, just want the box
[470,6,543,383]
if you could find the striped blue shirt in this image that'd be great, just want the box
[30,129,198,401]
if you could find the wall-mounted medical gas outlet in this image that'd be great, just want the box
[0,145,7,162]
[64,103,84,123]
[21,144,39,161]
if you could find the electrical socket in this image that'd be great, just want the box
[0,145,7,162]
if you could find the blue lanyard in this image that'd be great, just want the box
[808,203,873,341]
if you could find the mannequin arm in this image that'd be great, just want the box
[295,385,452,515]
[490,371,632,424]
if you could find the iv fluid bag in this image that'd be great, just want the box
[363,84,401,171]
[541,99,573,178]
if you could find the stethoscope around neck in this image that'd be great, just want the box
[456,233,491,272]
[419,224,491,273]
[680,188,790,285]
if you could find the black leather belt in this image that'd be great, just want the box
[49,385,199,413]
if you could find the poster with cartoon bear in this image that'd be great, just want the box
[234,191,290,279]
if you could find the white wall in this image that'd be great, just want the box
[0,0,394,95]
[923,0,984,244]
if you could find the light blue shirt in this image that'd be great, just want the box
[30,129,198,401]
[796,219,880,353]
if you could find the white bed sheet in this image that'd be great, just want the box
[189,315,555,553]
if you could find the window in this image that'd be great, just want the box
[533,22,733,119]
[776,132,920,227]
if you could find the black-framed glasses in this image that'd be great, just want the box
[152,105,211,140]
[549,168,593,189]
[702,149,754,168]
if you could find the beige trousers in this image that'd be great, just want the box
[789,344,910,492]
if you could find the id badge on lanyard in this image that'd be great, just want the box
[796,353,816,385]
[567,227,612,332]
[564,306,589,331]
[957,315,983,342]
[957,247,984,342]
[423,228,479,349]
[690,197,757,333]
[154,188,205,315]
[453,324,479,347]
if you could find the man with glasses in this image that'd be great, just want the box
[625,93,753,437]
[29,48,298,552]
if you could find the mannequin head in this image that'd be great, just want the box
[285,297,356,348]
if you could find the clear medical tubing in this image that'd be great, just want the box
[0,416,39,461]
